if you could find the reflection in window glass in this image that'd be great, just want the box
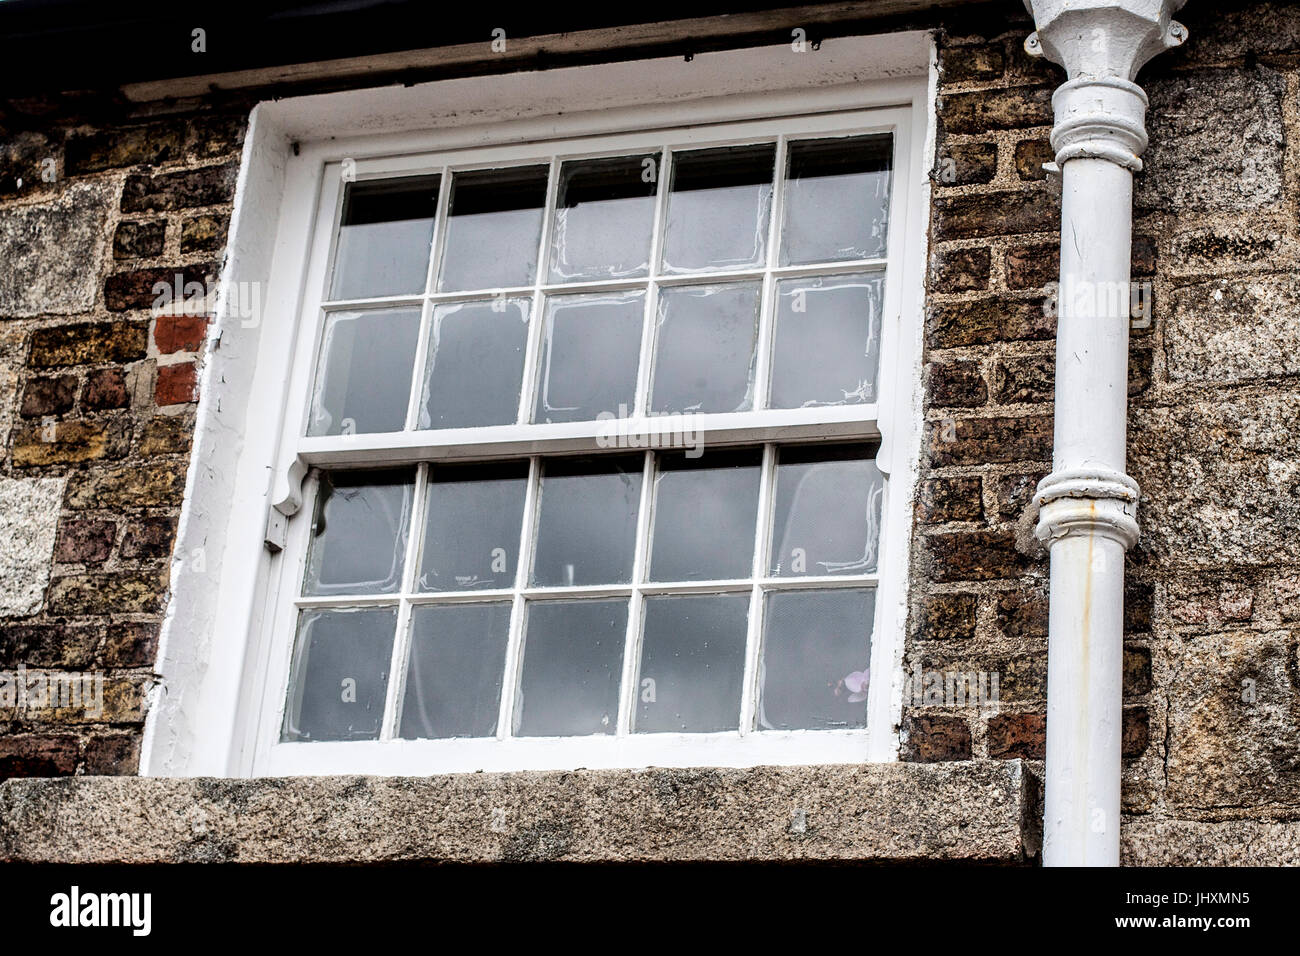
[770,445,883,577]
[281,606,397,741]
[419,462,528,592]
[532,457,642,587]
[399,603,511,739]
[308,307,422,436]
[661,144,774,274]
[769,274,882,409]
[515,598,628,736]
[533,291,644,423]
[330,176,439,300]
[651,282,760,414]
[303,469,414,596]
[648,450,761,582]
[635,594,749,733]
[758,588,874,731]
[781,135,892,265]
[439,166,548,292]
[419,298,529,429]
[549,155,658,282]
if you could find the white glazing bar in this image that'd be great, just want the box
[739,443,778,734]
[380,462,430,740]
[496,456,542,740]
[634,147,671,417]
[516,157,562,426]
[753,136,789,412]
[617,450,658,735]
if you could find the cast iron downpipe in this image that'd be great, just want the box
[1022,0,1187,866]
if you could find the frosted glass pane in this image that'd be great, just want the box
[419,298,529,429]
[758,588,874,731]
[531,457,642,587]
[308,307,421,436]
[549,155,657,281]
[533,291,643,423]
[662,144,774,274]
[438,166,548,292]
[418,461,528,592]
[303,469,414,596]
[781,135,892,265]
[399,602,511,739]
[330,176,438,300]
[281,606,397,742]
[634,594,749,733]
[648,450,761,582]
[650,282,760,414]
[769,445,883,577]
[515,598,628,736]
[769,273,882,409]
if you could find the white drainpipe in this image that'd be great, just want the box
[1022,0,1187,866]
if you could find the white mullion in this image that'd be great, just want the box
[634,147,672,416]
[517,157,562,425]
[425,165,454,294]
[753,137,788,412]
[617,450,657,735]
[739,443,778,734]
[497,456,542,739]
[404,168,454,431]
[380,462,430,740]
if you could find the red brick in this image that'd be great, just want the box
[0,735,79,779]
[83,367,129,410]
[987,712,1046,759]
[84,734,141,775]
[156,362,198,406]
[153,313,209,354]
[19,374,77,417]
[902,715,972,762]
[54,518,116,565]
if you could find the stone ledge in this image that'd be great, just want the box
[0,760,1038,864]
[1122,817,1300,866]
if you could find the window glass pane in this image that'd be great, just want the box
[438,166,548,292]
[635,594,749,733]
[781,135,892,265]
[281,606,397,742]
[515,598,628,736]
[418,461,528,592]
[649,450,761,582]
[769,273,882,409]
[770,445,883,577]
[419,298,529,429]
[661,144,774,274]
[330,176,438,300]
[549,155,657,282]
[531,457,642,587]
[651,282,760,414]
[304,469,414,596]
[399,602,511,739]
[533,290,643,423]
[308,307,421,436]
[758,588,874,731]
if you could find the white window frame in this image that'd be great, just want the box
[141,34,934,778]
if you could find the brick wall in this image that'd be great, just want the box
[0,101,247,777]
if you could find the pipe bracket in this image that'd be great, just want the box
[1033,467,1140,550]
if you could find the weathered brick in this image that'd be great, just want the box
[120,514,177,560]
[929,414,1053,467]
[0,735,78,779]
[925,529,1031,582]
[1124,646,1152,698]
[991,354,1054,405]
[180,213,229,254]
[1013,138,1053,181]
[19,374,77,417]
[0,130,60,198]
[940,86,1053,135]
[0,623,99,669]
[1132,235,1157,277]
[927,359,988,407]
[47,570,167,615]
[11,420,130,467]
[65,123,186,174]
[995,588,1049,642]
[902,715,972,762]
[914,592,978,641]
[1126,580,1154,634]
[155,362,199,406]
[112,219,166,259]
[104,262,217,313]
[987,712,1045,759]
[940,41,1005,84]
[1004,242,1058,290]
[1129,346,1153,397]
[66,460,187,509]
[1123,706,1149,759]
[83,734,141,776]
[933,142,998,188]
[930,246,990,293]
[54,518,116,565]
[101,622,159,668]
[29,322,147,368]
[934,189,1059,240]
[918,476,983,524]
[927,296,1054,349]
[82,367,129,411]
[121,161,238,213]
[153,313,209,354]
[994,469,1047,522]
[138,415,193,456]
